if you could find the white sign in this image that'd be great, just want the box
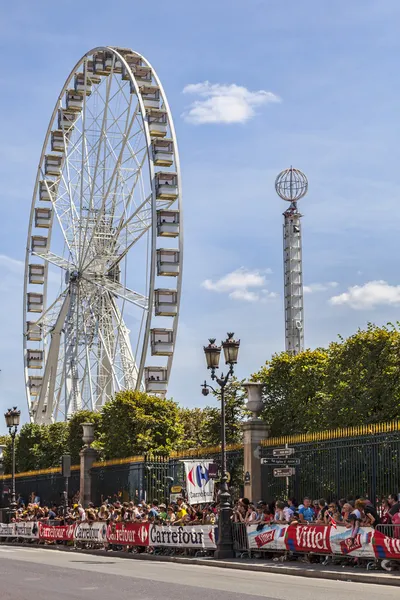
[0,523,16,537]
[14,521,39,539]
[150,525,216,549]
[182,460,215,504]
[74,522,108,543]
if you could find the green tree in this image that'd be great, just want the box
[253,323,400,436]
[254,349,329,436]
[100,390,184,459]
[178,407,216,449]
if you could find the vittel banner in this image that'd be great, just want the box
[246,524,400,560]
[247,523,286,551]
[150,525,216,549]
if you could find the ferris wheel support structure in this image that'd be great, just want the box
[23,46,183,423]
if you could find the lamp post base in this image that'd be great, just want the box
[215,487,235,559]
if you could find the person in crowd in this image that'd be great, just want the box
[244,502,258,524]
[315,499,328,524]
[148,500,159,520]
[324,502,341,526]
[388,493,400,522]
[298,497,314,524]
[381,498,391,524]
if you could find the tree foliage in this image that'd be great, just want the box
[100,390,183,459]
[253,323,400,436]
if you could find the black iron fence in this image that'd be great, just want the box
[261,428,400,503]
[1,422,399,507]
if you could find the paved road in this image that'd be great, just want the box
[0,546,398,600]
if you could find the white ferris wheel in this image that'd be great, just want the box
[23,46,183,424]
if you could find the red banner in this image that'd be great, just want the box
[106,522,150,546]
[285,524,332,554]
[38,523,76,541]
[373,530,400,560]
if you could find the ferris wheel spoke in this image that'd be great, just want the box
[79,94,142,269]
[33,250,75,272]
[84,276,148,309]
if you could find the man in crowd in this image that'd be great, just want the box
[298,497,314,523]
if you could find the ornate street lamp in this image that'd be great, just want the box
[202,332,240,559]
[4,407,21,516]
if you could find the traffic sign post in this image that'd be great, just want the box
[273,467,295,477]
[261,457,300,466]
[272,447,295,457]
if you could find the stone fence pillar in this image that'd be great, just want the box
[242,383,269,503]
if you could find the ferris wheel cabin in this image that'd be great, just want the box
[27,350,44,369]
[150,328,174,356]
[154,289,178,316]
[26,322,42,342]
[39,180,58,202]
[144,367,168,394]
[157,209,180,237]
[156,249,180,276]
[31,236,48,252]
[156,172,178,200]
[28,264,45,285]
[27,293,43,313]
[152,139,174,167]
[147,109,168,137]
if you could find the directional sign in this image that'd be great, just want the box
[273,467,295,477]
[272,448,295,457]
[261,457,300,466]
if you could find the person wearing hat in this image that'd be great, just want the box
[158,503,167,521]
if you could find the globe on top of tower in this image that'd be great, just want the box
[275,167,308,202]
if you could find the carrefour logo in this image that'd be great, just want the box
[188,464,210,488]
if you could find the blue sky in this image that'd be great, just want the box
[1,0,400,431]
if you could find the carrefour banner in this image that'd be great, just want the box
[106,522,150,546]
[150,525,216,549]
[182,459,214,503]
[74,522,108,543]
[246,524,400,560]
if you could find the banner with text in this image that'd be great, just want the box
[246,524,400,560]
[106,522,150,546]
[182,460,215,504]
[74,522,108,543]
[150,525,216,549]
[38,523,75,541]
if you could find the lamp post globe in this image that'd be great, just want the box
[203,339,221,371]
[222,332,240,365]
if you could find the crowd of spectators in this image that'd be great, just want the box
[233,494,400,533]
[12,493,219,527]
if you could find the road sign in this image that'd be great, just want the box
[261,457,300,466]
[170,485,182,494]
[273,467,295,477]
[272,448,295,457]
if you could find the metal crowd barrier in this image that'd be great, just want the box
[376,524,400,539]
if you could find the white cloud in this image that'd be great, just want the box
[304,281,338,294]
[182,81,281,125]
[330,280,400,310]
[202,267,276,302]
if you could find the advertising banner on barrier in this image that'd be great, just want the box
[182,460,214,504]
[0,523,16,537]
[15,521,39,539]
[246,524,400,560]
[330,526,374,557]
[373,530,400,560]
[38,523,75,541]
[247,523,286,551]
[106,522,150,546]
[74,522,108,543]
[285,524,332,554]
[150,525,216,549]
